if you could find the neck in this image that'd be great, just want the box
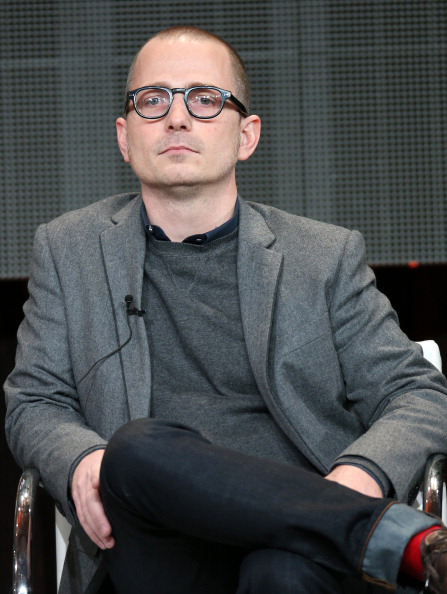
[141,182,238,243]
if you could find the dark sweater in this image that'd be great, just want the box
[142,229,316,470]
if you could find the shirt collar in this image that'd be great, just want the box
[141,199,239,245]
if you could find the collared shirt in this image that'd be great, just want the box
[141,199,240,245]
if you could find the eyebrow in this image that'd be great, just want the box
[140,81,218,89]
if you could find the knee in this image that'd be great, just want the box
[101,419,206,491]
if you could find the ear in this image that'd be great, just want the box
[116,117,130,162]
[237,114,261,162]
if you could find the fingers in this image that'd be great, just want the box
[76,479,114,549]
[72,449,115,549]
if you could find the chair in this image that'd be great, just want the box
[14,470,71,594]
[414,341,445,521]
[12,341,447,593]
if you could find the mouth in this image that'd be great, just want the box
[160,145,198,155]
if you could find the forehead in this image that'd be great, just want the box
[132,35,235,91]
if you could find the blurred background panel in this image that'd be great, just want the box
[1,0,446,278]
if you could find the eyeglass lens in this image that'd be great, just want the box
[134,88,224,118]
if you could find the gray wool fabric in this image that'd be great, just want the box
[7,193,447,593]
[142,228,315,469]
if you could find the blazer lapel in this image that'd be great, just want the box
[238,201,283,400]
[99,197,282,419]
[100,195,151,419]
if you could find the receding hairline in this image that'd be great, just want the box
[125,25,250,111]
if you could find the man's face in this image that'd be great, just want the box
[116,36,248,194]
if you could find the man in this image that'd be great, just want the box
[5,25,447,594]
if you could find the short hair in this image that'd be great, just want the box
[125,25,250,113]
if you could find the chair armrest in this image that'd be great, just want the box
[423,454,447,522]
[416,340,442,372]
[13,468,40,594]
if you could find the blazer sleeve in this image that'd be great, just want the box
[329,230,447,501]
[4,223,107,523]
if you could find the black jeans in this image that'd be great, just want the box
[99,419,398,594]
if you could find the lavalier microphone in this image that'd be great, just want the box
[78,295,145,385]
[125,294,146,317]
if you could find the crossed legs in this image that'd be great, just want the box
[100,419,436,593]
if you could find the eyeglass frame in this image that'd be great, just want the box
[124,85,249,120]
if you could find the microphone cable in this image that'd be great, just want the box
[77,295,145,386]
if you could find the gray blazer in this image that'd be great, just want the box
[5,194,447,592]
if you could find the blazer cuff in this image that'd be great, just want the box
[67,445,108,518]
[331,455,393,497]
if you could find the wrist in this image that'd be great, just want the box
[326,464,384,498]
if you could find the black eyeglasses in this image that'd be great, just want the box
[124,86,248,120]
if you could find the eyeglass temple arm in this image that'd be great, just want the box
[123,93,133,116]
[229,95,248,116]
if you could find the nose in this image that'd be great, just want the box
[164,93,192,131]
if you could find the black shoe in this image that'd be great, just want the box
[421,528,447,594]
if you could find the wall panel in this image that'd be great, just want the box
[1,0,446,276]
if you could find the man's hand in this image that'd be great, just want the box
[325,464,383,498]
[72,449,115,549]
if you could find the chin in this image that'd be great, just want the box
[158,171,205,188]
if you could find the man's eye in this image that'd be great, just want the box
[191,94,218,107]
[136,93,169,110]
[140,96,162,107]
[198,97,214,105]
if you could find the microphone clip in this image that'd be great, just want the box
[125,295,146,317]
